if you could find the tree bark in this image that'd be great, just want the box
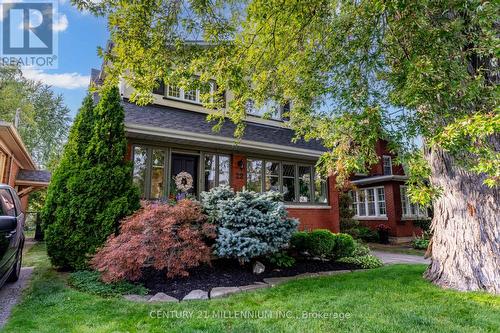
[424,146,500,294]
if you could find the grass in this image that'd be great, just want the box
[368,243,426,256]
[3,243,499,333]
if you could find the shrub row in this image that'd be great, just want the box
[291,229,355,259]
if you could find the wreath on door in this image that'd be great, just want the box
[175,172,193,192]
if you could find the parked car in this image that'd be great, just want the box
[0,184,25,288]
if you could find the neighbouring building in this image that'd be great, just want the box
[349,140,428,243]
[91,68,427,243]
[0,121,51,211]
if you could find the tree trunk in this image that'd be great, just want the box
[424,146,500,294]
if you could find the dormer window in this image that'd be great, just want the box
[153,78,216,105]
[166,85,180,98]
[246,99,288,121]
[383,155,392,175]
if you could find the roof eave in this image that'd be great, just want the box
[125,122,325,159]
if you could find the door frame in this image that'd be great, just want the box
[170,151,201,198]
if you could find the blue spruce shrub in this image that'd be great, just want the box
[201,187,299,263]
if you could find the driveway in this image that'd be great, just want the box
[0,267,34,328]
[372,250,430,265]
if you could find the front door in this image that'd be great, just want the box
[171,153,198,198]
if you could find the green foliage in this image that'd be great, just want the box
[0,65,70,167]
[339,193,360,236]
[412,236,430,250]
[42,87,140,270]
[357,226,380,243]
[73,0,500,199]
[201,186,299,262]
[338,255,383,269]
[267,252,296,268]
[68,271,148,297]
[352,241,371,257]
[333,233,355,259]
[306,229,337,258]
[290,231,309,252]
[413,219,432,232]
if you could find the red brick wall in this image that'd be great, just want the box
[229,153,340,233]
[230,154,246,191]
[369,140,405,176]
[286,176,340,233]
[357,181,422,238]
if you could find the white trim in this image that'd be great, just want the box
[350,186,387,218]
[351,175,408,185]
[285,205,331,209]
[354,216,388,221]
[383,155,393,175]
[125,123,324,158]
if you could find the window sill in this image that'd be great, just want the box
[401,216,431,221]
[285,205,331,209]
[354,216,388,221]
[162,96,203,106]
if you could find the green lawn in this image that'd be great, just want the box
[4,243,499,333]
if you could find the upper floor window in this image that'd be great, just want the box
[246,99,289,121]
[153,78,216,105]
[350,187,386,218]
[246,159,327,204]
[383,155,392,175]
[400,186,428,218]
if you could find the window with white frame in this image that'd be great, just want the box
[246,159,327,204]
[163,80,215,104]
[245,99,285,121]
[400,186,428,218]
[350,187,386,217]
[383,155,392,175]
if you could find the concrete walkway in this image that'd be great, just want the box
[372,250,430,265]
[0,267,34,329]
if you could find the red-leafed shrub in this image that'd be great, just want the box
[91,200,216,283]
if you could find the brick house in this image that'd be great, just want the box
[91,69,427,243]
[349,140,428,243]
[0,121,51,212]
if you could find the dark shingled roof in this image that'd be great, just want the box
[90,68,103,86]
[16,170,51,183]
[123,100,326,151]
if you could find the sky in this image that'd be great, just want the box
[6,1,109,118]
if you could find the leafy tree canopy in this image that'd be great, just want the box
[73,0,499,202]
[0,65,71,168]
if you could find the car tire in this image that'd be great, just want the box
[7,249,22,282]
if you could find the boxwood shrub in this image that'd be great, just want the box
[306,229,337,257]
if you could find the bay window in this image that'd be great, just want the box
[203,154,230,191]
[282,164,296,202]
[298,166,312,203]
[247,159,263,192]
[132,146,148,198]
[400,186,428,218]
[350,187,386,218]
[150,150,166,199]
[247,159,327,204]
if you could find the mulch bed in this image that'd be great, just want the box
[141,259,358,299]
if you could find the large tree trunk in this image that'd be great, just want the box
[424,146,500,294]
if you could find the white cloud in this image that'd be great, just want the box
[53,13,68,31]
[22,68,90,89]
